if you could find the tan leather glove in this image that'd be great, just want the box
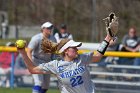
[104,13,119,40]
[41,37,58,54]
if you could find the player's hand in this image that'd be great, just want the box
[103,12,119,40]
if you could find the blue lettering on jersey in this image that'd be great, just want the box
[57,66,64,72]
[60,66,85,78]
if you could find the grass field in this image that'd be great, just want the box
[0,87,60,93]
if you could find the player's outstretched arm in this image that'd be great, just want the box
[92,34,112,62]
[92,13,118,62]
[15,40,51,74]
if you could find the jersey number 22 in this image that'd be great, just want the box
[70,76,83,87]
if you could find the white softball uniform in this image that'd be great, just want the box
[39,52,95,93]
[28,33,56,88]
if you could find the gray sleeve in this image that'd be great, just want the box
[138,37,140,44]
[38,60,57,74]
[80,52,93,64]
[28,37,39,49]
[122,35,128,45]
[15,54,26,69]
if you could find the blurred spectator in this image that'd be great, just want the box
[120,27,140,65]
[54,24,73,43]
[133,45,140,66]
[0,14,9,39]
[0,42,17,87]
[122,27,140,52]
[14,53,30,75]
[52,26,59,35]
[14,53,30,86]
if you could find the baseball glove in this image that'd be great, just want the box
[103,12,119,39]
[41,37,58,54]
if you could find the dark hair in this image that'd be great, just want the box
[60,24,67,29]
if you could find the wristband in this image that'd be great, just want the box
[97,40,109,55]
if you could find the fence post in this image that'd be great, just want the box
[10,53,15,89]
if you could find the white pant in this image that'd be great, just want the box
[32,74,50,89]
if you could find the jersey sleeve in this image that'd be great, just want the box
[28,37,39,49]
[138,37,140,44]
[80,52,93,64]
[122,35,128,46]
[68,34,73,40]
[38,60,57,74]
[54,33,60,43]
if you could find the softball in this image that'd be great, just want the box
[15,40,26,48]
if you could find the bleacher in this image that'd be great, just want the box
[89,63,140,93]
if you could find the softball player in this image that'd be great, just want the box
[27,22,56,93]
[16,13,118,93]
[17,34,111,93]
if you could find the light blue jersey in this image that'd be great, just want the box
[28,33,56,90]
[28,33,56,65]
[39,52,95,93]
